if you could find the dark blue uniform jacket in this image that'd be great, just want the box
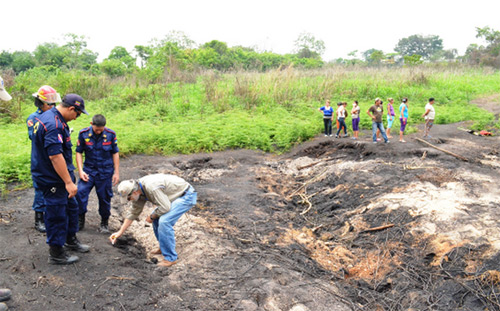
[75,126,119,179]
[31,107,75,187]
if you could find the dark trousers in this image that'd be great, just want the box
[323,118,332,135]
[43,187,79,246]
[76,174,112,220]
[32,179,46,212]
[336,117,347,136]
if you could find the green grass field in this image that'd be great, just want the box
[1,65,499,193]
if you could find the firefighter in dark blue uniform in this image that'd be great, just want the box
[27,85,62,233]
[31,94,91,265]
[76,114,120,233]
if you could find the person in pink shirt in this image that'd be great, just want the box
[351,100,361,140]
[386,98,395,139]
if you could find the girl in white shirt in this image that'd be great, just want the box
[422,97,435,138]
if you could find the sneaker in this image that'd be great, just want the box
[343,134,349,138]
[0,302,7,311]
[377,138,381,141]
[335,135,339,138]
[400,140,406,143]
[325,134,328,137]
[385,140,390,143]
[373,141,377,144]
[328,134,332,137]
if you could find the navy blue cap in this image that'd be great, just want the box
[62,94,88,115]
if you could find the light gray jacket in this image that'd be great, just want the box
[125,174,190,220]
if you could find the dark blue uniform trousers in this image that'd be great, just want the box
[32,179,46,213]
[43,186,79,246]
[76,174,112,220]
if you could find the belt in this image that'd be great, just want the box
[181,185,194,197]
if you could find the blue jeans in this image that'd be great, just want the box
[372,122,388,142]
[152,186,197,262]
[336,117,347,136]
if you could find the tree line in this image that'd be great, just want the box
[1,27,499,80]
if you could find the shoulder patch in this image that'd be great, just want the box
[79,127,91,133]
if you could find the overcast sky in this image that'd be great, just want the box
[2,0,500,62]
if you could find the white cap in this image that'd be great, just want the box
[0,76,12,101]
[117,180,136,204]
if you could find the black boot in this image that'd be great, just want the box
[48,245,79,265]
[99,218,109,233]
[78,213,85,231]
[64,234,90,253]
[35,212,46,233]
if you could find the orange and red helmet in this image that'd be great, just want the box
[32,85,61,105]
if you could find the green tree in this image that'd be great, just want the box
[11,51,36,73]
[464,27,500,67]
[432,49,458,61]
[34,43,69,67]
[107,46,136,68]
[142,41,190,81]
[62,33,98,69]
[476,26,500,46]
[202,40,229,55]
[0,51,13,68]
[134,45,153,68]
[395,34,443,59]
[99,59,128,77]
[403,54,423,66]
[293,32,325,59]
[362,49,385,64]
[476,26,500,62]
[198,40,233,70]
[162,30,195,50]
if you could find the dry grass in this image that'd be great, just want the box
[277,226,403,281]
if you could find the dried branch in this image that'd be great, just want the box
[297,155,347,170]
[360,224,394,234]
[415,138,469,162]
[287,168,329,199]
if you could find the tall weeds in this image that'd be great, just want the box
[1,65,499,191]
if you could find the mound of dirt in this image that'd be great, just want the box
[1,121,500,310]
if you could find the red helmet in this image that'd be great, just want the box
[32,85,61,104]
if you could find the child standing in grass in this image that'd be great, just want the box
[351,100,361,140]
[386,98,395,139]
[399,98,409,142]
